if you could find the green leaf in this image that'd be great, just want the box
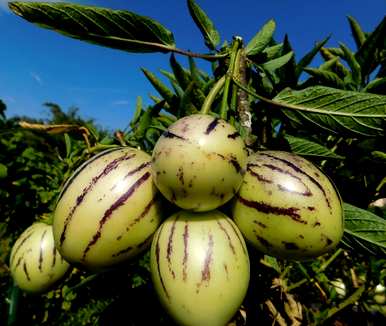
[319,57,339,70]
[355,16,386,77]
[347,16,366,49]
[284,135,344,159]
[9,2,175,53]
[342,203,386,256]
[0,163,8,179]
[64,133,71,159]
[261,51,294,73]
[262,43,283,60]
[303,68,346,89]
[245,19,276,56]
[274,86,386,137]
[339,42,362,86]
[130,96,143,127]
[295,36,330,78]
[141,68,176,105]
[363,77,386,94]
[187,0,220,50]
[169,54,191,90]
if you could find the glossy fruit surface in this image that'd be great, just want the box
[53,147,163,269]
[151,114,247,212]
[150,210,250,326]
[10,223,70,293]
[232,151,343,259]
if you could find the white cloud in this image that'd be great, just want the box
[30,71,43,85]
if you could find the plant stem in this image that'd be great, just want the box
[200,75,226,115]
[220,37,243,120]
[288,249,344,292]
[319,248,343,273]
[319,284,365,324]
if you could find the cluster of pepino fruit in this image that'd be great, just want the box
[10,113,344,326]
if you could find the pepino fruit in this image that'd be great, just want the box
[150,210,250,326]
[53,147,163,269]
[232,151,343,259]
[151,114,248,212]
[10,223,70,293]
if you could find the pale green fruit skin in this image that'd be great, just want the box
[150,210,250,326]
[10,223,70,293]
[232,151,344,260]
[151,114,247,212]
[53,147,163,270]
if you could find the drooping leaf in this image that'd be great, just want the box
[187,0,220,50]
[274,86,386,137]
[295,36,330,78]
[342,203,386,256]
[355,16,386,77]
[284,135,344,159]
[9,1,175,53]
[245,19,276,56]
[303,68,346,89]
[347,16,366,49]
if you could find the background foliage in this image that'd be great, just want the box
[1,1,385,325]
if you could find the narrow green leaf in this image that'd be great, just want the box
[0,163,8,179]
[347,16,367,49]
[274,86,386,137]
[284,135,344,159]
[342,203,386,256]
[170,54,191,90]
[9,2,175,53]
[319,57,339,71]
[262,43,284,60]
[339,42,362,86]
[178,81,199,117]
[245,19,276,56]
[261,51,294,73]
[189,56,205,89]
[277,35,297,88]
[326,47,345,57]
[130,96,143,127]
[295,36,330,78]
[187,0,220,50]
[363,77,386,94]
[356,16,386,77]
[303,68,346,89]
[64,133,72,159]
[141,68,176,105]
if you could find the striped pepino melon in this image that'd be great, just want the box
[232,151,344,259]
[53,147,164,270]
[10,222,70,293]
[151,114,248,212]
[150,210,250,326]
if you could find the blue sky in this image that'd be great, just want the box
[1,0,385,130]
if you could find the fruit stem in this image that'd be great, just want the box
[318,284,365,324]
[219,37,243,120]
[200,75,226,115]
